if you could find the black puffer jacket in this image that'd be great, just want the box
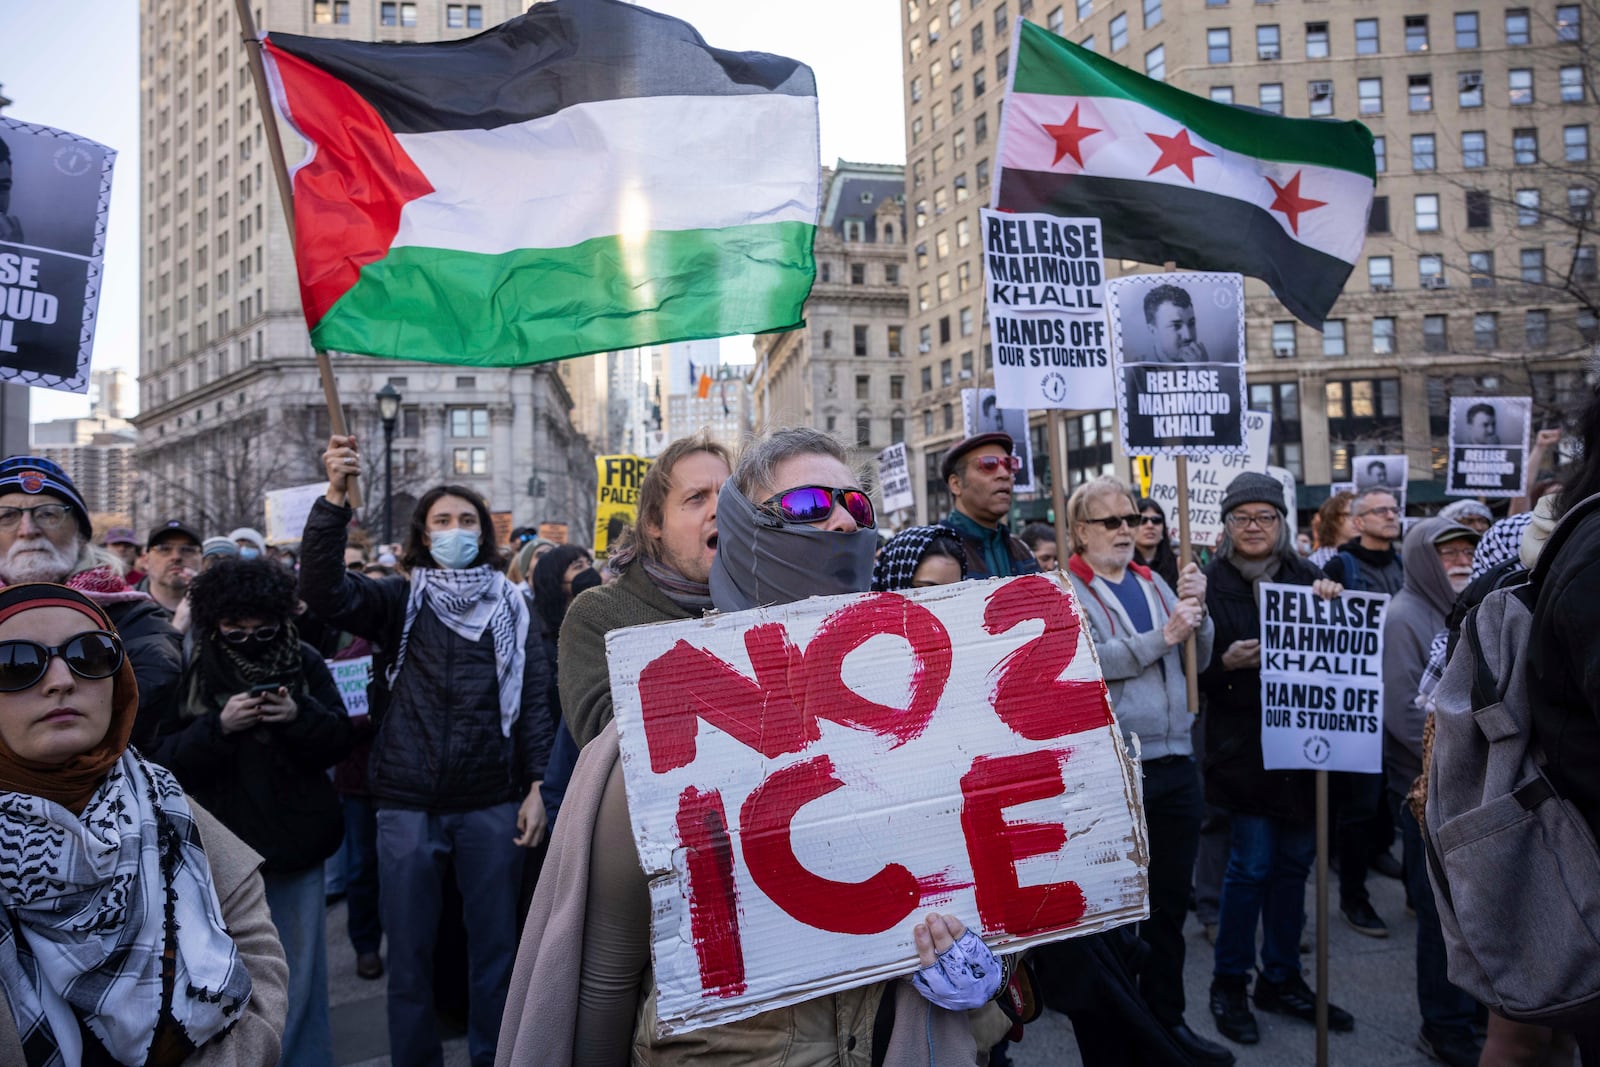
[1198,553,1323,823]
[298,497,552,812]
[106,597,185,749]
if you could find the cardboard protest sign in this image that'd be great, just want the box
[263,482,330,545]
[0,118,115,394]
[980,210,1111,411]
[1267,465,1298,518]
[1148,410,1270,548]
[1446,396,1531,498]
[1258,583,1389,772]
[606,575,1149,1034]
[961,388,1035,492]
[1109,272,1247,457]
[1353,454,1407,512]
[594,454,652,556]
[330,656,372,718]
[876,443,915,514]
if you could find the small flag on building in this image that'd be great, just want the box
[260,0,821,366]
[697,372,713,399]
[994,21,1375,328]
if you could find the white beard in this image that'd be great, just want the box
[0,536,81,584]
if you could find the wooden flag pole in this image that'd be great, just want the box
[1161,262,1200,715]
[1048,409,1070,573]
[234,0,362,508]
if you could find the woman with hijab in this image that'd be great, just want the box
[499,428,993,1066]
[871,525,968,591]
[1134,497,1181,590]
[0,583,287,1065]
[300,436,553,1067]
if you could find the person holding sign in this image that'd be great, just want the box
[1062,477,1229,1066]
[940,432,1040,580]
[1198,473,1354,1046]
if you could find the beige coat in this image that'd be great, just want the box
[0,802,287,1067]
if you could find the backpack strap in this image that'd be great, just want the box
[1334,549,1362,592]
[1462,604,1500,713]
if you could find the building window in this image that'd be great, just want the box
[1516,188,1541,225]
[1415,193,1440,232]
[1259,83,1283,114]
[400,2,417,26]
[380,1,397,24]
[1355,18,1379,55]
[313,0,348,23]
[1143,0,1161,29]
[1412,133,1436,170]
[1208,27,1231,63]
[1047,5,1064,33]
[1455,11,1479,48]
[973,69,987,96]
[1566,124,1590,161]
[854,324,870,355]
[890,374,905,400]
[920,367,933,392]
[1571,185,1593,221]
[447,3,465,27]
[891,415,906,443]
[923,410,934,436]
[1526,309,1550,348]
[856,375,871,400]
[1405,14,1429,52]
[1249,382,1305,477]
[1562,65,1585,103]
[1359,78,1383,115]
[1110,12,1128,50]
[1521,247,1546,284]
[1424,315,1449,352]
[449,407,488,437]
[1506,8,1530,46]
[1474,312,1498,350]
[1272,321,1296,358]
[1509,67,1534,106]
[1369,255,1394,289]
[1325,379,1403,480]
[887,325,903,357]
[943,403,955,430]
[1420,253,1444,285]
[1579,245,1599,282]
[1373,135,1387,172]
[451,447,488,476]
[1557,4,1581,42]
[1372,317,1397,354]
[1408,74,1433,112]
[939,316,952,344]
[1145,44,1165,80]
[850,262,866,285]
[960,306,975,335]
[1469,250,1494,286]
[1369,195,1391,234]
[1309,80,1333,116]
[1257,24,1281,60]
[940,358,952,386]
[1462,130,1487,168]
[466,4,482,27]
[1323,319,1346,356]
[1514,128,1538,164]
[1467,189,1492,229]
[1306,21,1329,58]
[1211,86,1235,104]
[886,263,900,285]
[1459,70,1484,108]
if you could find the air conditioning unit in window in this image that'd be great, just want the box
[1273,345,1295,358]
[1259,46,1280,60]
[1422,276,1448,289]
[959,369,973,378]
[918,343,932,353]
[1371,282,1394,292]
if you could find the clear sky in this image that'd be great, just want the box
[0,0,906,421]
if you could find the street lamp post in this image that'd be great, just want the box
[375,383,402,545]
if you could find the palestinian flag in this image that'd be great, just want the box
[260,0,820,366]
[995,21,1374,328]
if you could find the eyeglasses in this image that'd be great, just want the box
[1138,515,1165,526]
[0,631,124,693]
[1357,506,1401,518]
[1082,513,1144,531]
[149,542,201,558]
[218,624,281,645]
[1437,545,1475,564]
[1226,511,1282,530]
[970,454,1023,474]
[760,486,877,529]
[0,504,73,531]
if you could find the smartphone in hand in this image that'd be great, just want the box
[247,683,282,697]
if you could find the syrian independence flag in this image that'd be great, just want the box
[259,0,820,366]
[995,21,1374,328]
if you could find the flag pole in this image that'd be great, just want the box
[1048,409,1070,573]
[1162,263,1200,714]
[233,0,363,509]
[1315,768,1331,1067]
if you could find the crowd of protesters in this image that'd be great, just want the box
[0,387,1596,1067]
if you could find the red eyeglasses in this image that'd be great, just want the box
[760,485,877,529]
[971,454,1023,473]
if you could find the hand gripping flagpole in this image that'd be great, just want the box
[233,0,363,509]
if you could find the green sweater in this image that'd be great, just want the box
[557,563,697,748]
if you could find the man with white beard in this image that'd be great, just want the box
[0,456,184,745]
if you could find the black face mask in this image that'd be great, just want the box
[709,480,879,612]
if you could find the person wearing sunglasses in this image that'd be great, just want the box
[0,582,288,1066]
[939,432,1040,581]
[1134,496,1181,590]
[146,558,353,1067]
[1197,473,1353,1047]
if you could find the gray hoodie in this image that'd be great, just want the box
[1381,519,1476,795]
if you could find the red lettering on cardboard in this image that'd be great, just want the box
[960,750,1087,935]
[984,576,1115,739]
[676,786,747,997]
[801,593,950,747]
[741,755,922,935]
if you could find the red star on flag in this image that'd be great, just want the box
[1265,170,1328,235]
[1145,128,1213,182]
[1042,104,1102,167]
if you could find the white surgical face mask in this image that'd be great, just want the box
[429,528,480,569]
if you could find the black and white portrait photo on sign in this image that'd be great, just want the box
[961,388,1035,492]
[1108,271,1247,457]
[0,117,115,394]
[1353,454,1408,512]
[1446,396,1531,498]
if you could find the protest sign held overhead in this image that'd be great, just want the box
[605,574,1148,1034]
[1149,410,1270,548]
[1109,272,1247,457]
[0,118,115,394]
[980,209,1111,411]
[1354,454,1407,512]
[263,481,331,545]
[962,388,1035,492]
[594,454,652,556]
[877,443,915,514]
[1258,583,1389,772]
[993,20,1375,329]
[1447,396,1531,498]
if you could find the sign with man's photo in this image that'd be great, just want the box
[1446,396,1531,498]
[1108,272,1248,457]
[1352,454,1408,513]
[961,388,1034,492]
[0,118,116,394]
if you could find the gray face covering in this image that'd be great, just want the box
[709,479,880,612]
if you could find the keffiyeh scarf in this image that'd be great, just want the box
[0,752,252,1066]
[872,525,967,592]
[390,566,530,737]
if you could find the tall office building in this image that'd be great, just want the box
[136,0,597,540]
[901,0,1597,521]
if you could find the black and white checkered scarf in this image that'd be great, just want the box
[390,565,530,737]
[0,751,252,1066]
[872,525,968,592]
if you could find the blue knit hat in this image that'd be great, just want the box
[0,456,93,539]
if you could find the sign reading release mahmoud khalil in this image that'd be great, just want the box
[1108,272,1247,458]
